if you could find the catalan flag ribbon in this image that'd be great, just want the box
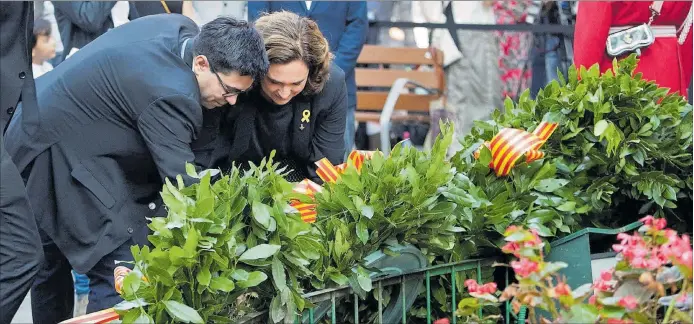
[473,121,558,177]
[291,150,378,223]
[59,308,120,324]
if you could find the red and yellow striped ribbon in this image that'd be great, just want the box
[474,121,558,176]
[291,150,377,223]
[60,307,120,324]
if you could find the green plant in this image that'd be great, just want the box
[310,123,461,295]
[460,217,693,324]
[115,154,324,323]
[462,55,693,231]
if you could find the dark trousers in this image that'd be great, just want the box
[0,140,43,324]
[31,228,137,323]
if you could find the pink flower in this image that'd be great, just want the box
[588,295,597,305]
[511,258,539,277]
[639,215,655,226]
[600,269,613,281]
[464,279,479,292]
[465,279,497,295]
[553,282,571,296]
[653,218,667,230]
[501,242,521,256]
[618,295,639,310]
[593,278,614,292]
[607,319,633,324]
[433,319,450,324]
[639,215,667,230]
[480,282,498,295]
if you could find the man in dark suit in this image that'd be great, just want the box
[0,3,44,323]
[4,14,268,322]
[248,1,368,155]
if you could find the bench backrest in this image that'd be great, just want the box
[355,45,445,112]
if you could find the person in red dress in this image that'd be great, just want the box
[574,1,693,98]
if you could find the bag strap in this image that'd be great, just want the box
[160,0,171,14]
[648,1,664,25]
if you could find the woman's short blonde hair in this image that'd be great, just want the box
[254,11,333,96]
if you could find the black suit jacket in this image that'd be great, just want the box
[194,63,348,183]
[0,1,39,132]
[4,14,203,273]
[0,2,43,322]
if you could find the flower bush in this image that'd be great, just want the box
[456,216,693,324]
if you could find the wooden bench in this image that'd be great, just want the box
[354,45,446,154]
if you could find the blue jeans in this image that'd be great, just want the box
[343,105,356,158]
[544,35,561,84]
[73,271,90,296]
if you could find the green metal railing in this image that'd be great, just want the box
[289,258,518,324]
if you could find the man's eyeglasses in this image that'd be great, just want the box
[210,66,248,98]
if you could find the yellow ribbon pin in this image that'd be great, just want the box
[301,109,311,123]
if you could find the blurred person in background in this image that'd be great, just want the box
[53,1,139,64]
[418,1,501,152]
[34,1,64,66]
[0,2,43,323]
[574,1,692,98]
[31,18,57,78]
[492,0,534,101]
[4,15,268,322]
[194,11,347,184]
[194,1,247,25]
[249,1,368,155]
[131,1,198,20]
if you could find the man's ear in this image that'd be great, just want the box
[193,55,209,72]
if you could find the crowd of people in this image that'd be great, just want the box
[0,1,691,323]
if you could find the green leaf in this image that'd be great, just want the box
[135,312,154,324]
[183,228,199,256]
[356,221,369,245]
[270,295,286,323]
[163,300,205,324]
[185,163,198,178]
[236,271,268,289]
[356,270,372,292]
[196,267,211,287]
[528,223,553,237]
[565,304,599,323]
[209,276,235,292]
[594,119,609,137]
[239,244,281,261]
[360,205,374,219]
[533,179,569,192]
[478,145,492,166]
[252,201,273,230]
[272,256,287,290]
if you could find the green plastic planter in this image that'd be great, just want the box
[545,221,643,289]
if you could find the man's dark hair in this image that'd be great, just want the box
[31,18,52,49]
[192,17,269,81]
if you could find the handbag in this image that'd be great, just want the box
[605,1,662,57]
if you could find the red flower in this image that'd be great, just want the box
[606,318,632,324]
[511,258,539,277]
[618,295,638,310]
[464,279,479,292]
[639,215,667,230]
[433,319,450,324]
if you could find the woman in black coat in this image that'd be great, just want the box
[195,11,348,183]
